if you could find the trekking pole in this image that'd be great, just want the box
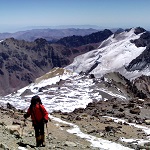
[45,123,51,143]
[46,123,49,136]
[21,119,26,137]
[46,123,48,131]
[22,119,26,136]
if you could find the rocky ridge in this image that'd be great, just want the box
[0,38,69,95]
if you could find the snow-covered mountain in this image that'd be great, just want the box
[65,27,150,80]
[1,27,150,109]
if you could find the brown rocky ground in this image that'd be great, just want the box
[0,97,150,150]
[0,106,97,150]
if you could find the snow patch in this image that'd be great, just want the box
[50,115,133,150]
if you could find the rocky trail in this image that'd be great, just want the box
[0,106,93,150]
[0,97,150,150]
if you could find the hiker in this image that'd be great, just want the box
[24,95,49,147]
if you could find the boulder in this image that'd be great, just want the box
[130,107,141,114]
[145,120,150,125]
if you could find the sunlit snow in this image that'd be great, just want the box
[65,28,147,79]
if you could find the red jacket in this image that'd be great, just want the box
[26,103,49,125]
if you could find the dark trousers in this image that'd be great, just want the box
[34,122,44,137]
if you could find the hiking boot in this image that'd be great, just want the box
[40,135,45,147]
[36,136,41,147]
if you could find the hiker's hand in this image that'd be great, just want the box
[43,118,48,123]
[23,114,28,119]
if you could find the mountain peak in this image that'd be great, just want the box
[34,38,48,44]
[66,27,147,80]
[134,27,146,35]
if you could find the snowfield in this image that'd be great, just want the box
[65,28,148,79]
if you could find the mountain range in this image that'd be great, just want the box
[0,26,150,150]
[0,27,149,98]
[0,29,112,95]
[0,28,99,42]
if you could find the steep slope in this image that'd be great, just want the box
[126,30,150,72]
[126,45,150,72]
[0,38,70,95]
[65,27,149,79]
[103,72,147,99]
[132,75,150,97]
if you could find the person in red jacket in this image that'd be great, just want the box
[24,95,49,147]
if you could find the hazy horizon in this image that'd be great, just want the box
[0,0,150,32]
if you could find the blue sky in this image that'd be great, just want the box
[0,0,150,32]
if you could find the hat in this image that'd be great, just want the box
[31,95,42,105]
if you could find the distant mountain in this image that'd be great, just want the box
[24,25,102,30]
[56,29,113,47]
[0,28,99,42]
[110,28,124,33]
